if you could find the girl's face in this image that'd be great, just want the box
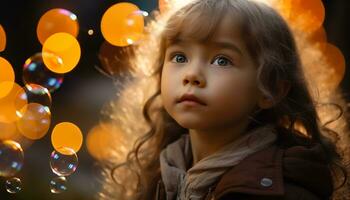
[161,16,263,131]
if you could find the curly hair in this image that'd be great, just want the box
[97,0,350,199]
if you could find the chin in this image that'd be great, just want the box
[174,116,210,130]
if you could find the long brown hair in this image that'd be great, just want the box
[98,0,349,199]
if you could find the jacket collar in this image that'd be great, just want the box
[212,133,333,199]
[155,144,285,200]
[213,144,285,199]
[156,129,333,200]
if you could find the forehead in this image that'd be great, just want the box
[208,16,243,45]
[166,16,246,55]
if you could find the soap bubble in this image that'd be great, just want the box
[5,177,22,193]
[15,84,52,111]
[49,147,78,176]
[50,176,67,193]
[16,103,51,140]
[23,53,64,93]
[0,140,24,177]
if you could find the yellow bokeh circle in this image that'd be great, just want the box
[277,0,325,33]
[0,57,15,98]
[51,122,83,154]
[0,25,6,52]
[86,123,125,161]
[321,43,346,89]
[0,82,27,123]
[101,2,144,47]
[37,8,79,45]
[42,33,81,74]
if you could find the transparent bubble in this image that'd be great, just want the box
[16,103,51,140]
[15,84,52,112]
[5,177,22,193]
[50,176,67,193]
[0,140,24,177]
[23,53,64,93]
[50,147,78,176]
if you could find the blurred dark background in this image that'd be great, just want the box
[0,0,349,199]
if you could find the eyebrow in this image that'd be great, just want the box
[209,41,243,56]
[167,39,243,56]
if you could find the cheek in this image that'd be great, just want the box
[210,75,258,117]
[160,67,174,111]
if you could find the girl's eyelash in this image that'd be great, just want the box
[211,55,234,66]
[168,53,234,66]
[170,52,188,63]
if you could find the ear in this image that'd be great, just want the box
[257,80,291,109]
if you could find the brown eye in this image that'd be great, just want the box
[212,56,233,66]
[171,54,188,63]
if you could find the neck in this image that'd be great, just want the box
[189,118,250,167]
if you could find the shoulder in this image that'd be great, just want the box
[283,181,324,200]
[277,129,334,198]
[276,127,333,199]
[213,127,333,200]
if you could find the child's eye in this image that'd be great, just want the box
[212,56,233,67]
[171,53,188,63]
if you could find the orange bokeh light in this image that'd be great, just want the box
[0,82,27,123]
[320,43,346,89]
[277,0,325,33]
[0,57,15,98]
[0,121,18,141]
[101,2,144,47]
[42,33,81,74]
[37,8,79,45]
[51,122,83,154]
[0,24,6,52]
[0,121,34,149]
[86,123,125,161]
[306,26,327,45]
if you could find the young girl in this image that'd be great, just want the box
[98,0,349,199]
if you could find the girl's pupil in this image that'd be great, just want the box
[218,58,228,65]
[176,55,186,63]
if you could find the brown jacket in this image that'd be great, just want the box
[155,130,334,200]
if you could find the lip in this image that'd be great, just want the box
[177,93,206,106]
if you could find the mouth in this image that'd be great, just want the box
[177,93,206,106]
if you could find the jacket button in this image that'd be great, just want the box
[260,178,273,187]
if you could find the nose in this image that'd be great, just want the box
[182,67,206,88]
